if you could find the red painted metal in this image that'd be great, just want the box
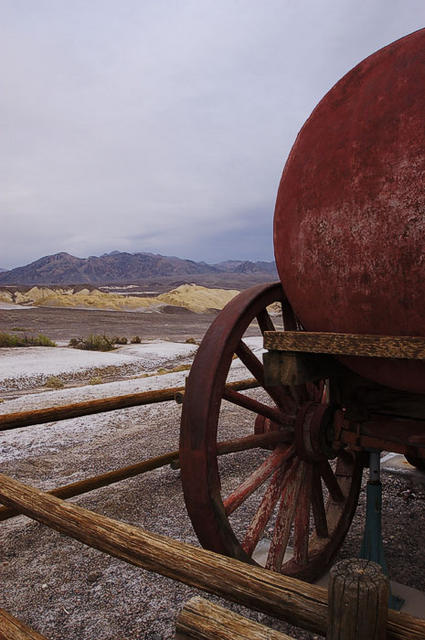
[274,28,425,393]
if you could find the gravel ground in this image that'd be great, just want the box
[0,305,219,343]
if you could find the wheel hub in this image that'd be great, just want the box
[295,401,339,462]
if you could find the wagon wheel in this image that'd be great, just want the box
[180,282,362,581]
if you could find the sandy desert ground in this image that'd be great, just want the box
[1,308,424,640]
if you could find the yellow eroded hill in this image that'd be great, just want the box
[0,290,13,304]
[1,284,241,313]
[157,284,239,312]
[35,289,155,311]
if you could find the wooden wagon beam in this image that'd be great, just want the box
[0,474,424,640]
[263,331,425,360]
[0,378,258,432]
[0,608,50,640]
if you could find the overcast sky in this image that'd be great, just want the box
[1,1,424,268]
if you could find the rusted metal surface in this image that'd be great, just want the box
[274,28,425,393]
[180,283,362,581]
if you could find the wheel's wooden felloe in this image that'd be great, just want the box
[180,282,362,581]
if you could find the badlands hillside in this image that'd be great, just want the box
[0,284,240,314]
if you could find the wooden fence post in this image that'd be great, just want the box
[327,558,389,640]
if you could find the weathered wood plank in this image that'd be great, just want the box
[176,596,296,639]
[0,474,424,640]
[264,331,425,360]
[263,351,334,386]
[327,559,389,640]
[0,378,258,432]
[0,608,49,640]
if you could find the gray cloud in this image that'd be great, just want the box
[1,0,424,267]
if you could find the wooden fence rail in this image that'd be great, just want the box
[0,430,285,522]
[176,596,296,640]
[0,378,258,432]
[0,608,49,640]
[0,473,424,640]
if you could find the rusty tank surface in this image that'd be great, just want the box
[274,28,425,393]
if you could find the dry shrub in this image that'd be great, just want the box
[45,376,64,389]
[0,332,56,347]
[68,335,115,352]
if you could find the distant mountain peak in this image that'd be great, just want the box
[0,251,276,286]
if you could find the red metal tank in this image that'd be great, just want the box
[274,28,425,394]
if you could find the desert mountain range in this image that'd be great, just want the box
[0,251,277,286]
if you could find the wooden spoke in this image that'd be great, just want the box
[293,463,312,565]
[223,445,293,516]
[311,466,328,538]
[320,461,344,503]
[236,340,295,414]
[236,340,265,384]
[242,451,294,556]
[217,431,292,456]
[282,301,298,331]
[256,308,275,334]
[266,458,304,572]
[172,430,292,470]
[222,387,292,426]
[338,448,356,468]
